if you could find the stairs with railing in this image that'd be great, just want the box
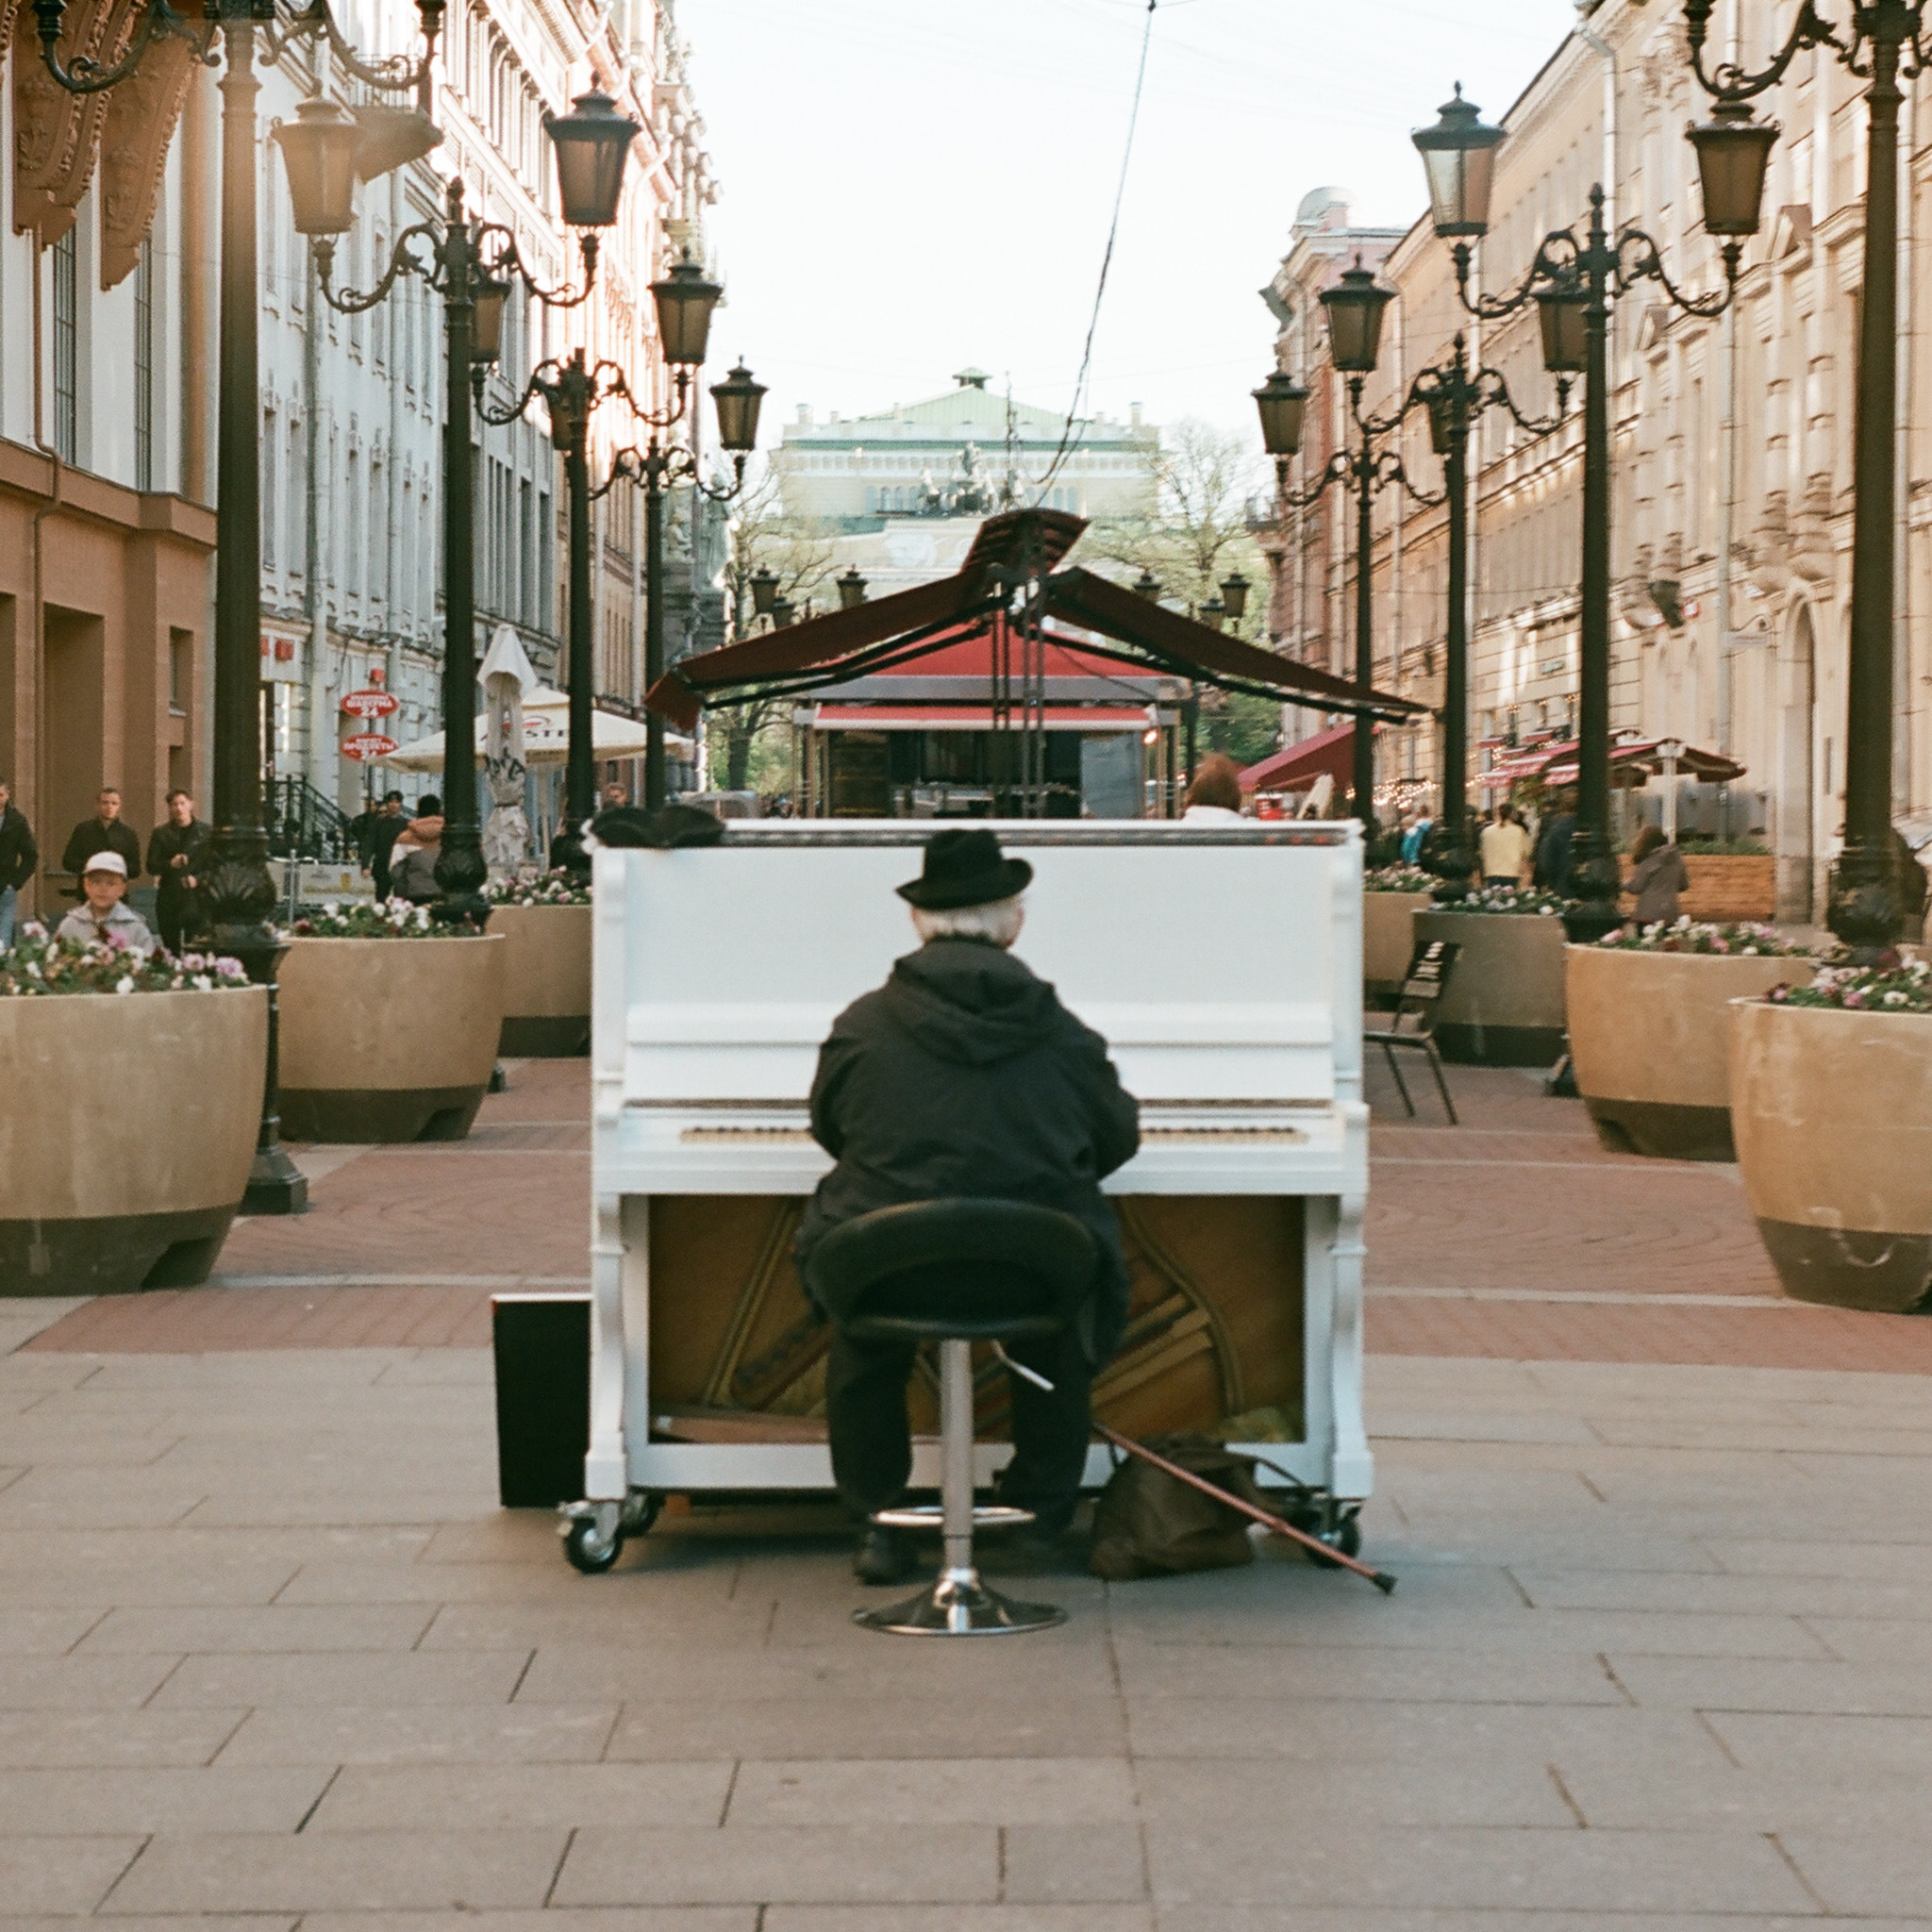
[267,775,358,863]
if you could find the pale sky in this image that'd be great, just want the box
[675,0,1585,452]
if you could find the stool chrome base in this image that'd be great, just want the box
[855,1565,1066,1637]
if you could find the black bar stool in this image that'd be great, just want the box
[807,1198,1097,1637]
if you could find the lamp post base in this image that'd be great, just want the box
[242,1146,308,1217]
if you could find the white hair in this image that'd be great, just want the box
[911,893,1025,948]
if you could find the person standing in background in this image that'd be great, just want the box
[61,788,142,887]
[359,791,408,901]
[1480,806,1530,888]
[0,780,37,948]
[145,791,211,954]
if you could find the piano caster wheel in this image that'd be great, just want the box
[561,1494,662,1574]
[564,1507,625,1574]
[1306,1512,1362,1570]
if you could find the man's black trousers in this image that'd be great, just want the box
[825,1325,1092,1534]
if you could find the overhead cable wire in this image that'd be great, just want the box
[1034,0,1157,495]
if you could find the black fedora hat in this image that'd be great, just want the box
[896,828,1033,910]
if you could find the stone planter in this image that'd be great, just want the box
[1413,909,1568,1066]
[1566,946,1816,1160]
[278,934,506,1142]
[0,988,267,1294]
[1364,892,1432,1001]
[489,904,591,1056]
[1729,999,1932,1311]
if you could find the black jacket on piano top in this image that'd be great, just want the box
[797,936,1141,1359]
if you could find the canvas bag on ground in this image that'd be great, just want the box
[1088,1431,1276,1579]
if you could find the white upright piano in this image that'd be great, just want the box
[575,820,1371,1561]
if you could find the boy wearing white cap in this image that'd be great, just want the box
[55,852,157,953]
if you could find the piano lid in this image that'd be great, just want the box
[596,822,1364,1110]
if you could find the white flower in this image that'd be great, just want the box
[114,975,135,994]
[1885,991,1908,1006]
[192,974,212,991]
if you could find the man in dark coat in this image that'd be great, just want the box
[144,791,211,954]
[61,788,142,889]
[0,779,37,948]
[1533,790,1577,891]
[797,828,1140,1583]
[358,791,408,901]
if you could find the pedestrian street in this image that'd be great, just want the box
[6,1057,1932,1927]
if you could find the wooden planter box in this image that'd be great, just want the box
[278,934,506,1142]
[1618,854,1776,922]
[1730,999,1932,1310]
[1566,945,1815,1160]
[1413,909,1567,1066]
[0,988,267,1293]
[489,905,592,1056]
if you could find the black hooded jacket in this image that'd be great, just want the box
[797,937,1141,1356]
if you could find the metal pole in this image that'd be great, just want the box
[1564,187,1624,941]
[644,460,667,808]
[1352,415,1375,832]
[1434,352,1473,901]
[204,25,304,1215]
[562,356,594,861]
[433,181,487,922]
[1832,22,1906,954]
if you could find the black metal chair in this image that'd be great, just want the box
[805,1198,1097,1637]
[1363,938,1461,1124]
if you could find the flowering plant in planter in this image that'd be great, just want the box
[1598,917,1813,958]
[488,870,592,908]
[1768,958,1932,1014]
[1434,884,1572,917]
[1365,864,1438,893]
[289,900,486,939]
[0,924,250,996]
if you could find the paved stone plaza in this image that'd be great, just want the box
[6,1060,1932,1928]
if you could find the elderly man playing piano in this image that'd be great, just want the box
[797,828,1141,1586]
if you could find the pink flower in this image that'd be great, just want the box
[1842,990,1866,1008]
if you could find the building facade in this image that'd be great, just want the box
[0,0,720,924]
[773,369,1159,528]
[1261,0,1932,916]
[257,0,722,820]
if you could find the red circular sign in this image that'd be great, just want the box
[341,733,400,761]
[342,689,400,719]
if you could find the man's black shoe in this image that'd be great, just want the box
[853,1526,919,1586]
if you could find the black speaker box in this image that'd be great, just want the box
[492,1294,591,1507]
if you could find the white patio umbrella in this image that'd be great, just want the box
[381,690,691,773]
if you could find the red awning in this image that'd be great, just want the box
[1239,722,1361,793]
[644,509,1425,730]
[1519,738,1747,788]
[808,705,1157,731]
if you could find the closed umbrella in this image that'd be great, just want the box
[480,625,535,881]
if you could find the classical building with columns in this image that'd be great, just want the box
[1258,0,1932,918]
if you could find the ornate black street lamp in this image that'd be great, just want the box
[1404,337,1565,903]
[838,566,869,610]
[475,349,631,872]
[1410,84,1768,939]
[606,308,765,808]
[281,89,637,908]
[1218,572,1251,624]
[1682,1,1898,954]
[30,0,447,1215]
[1255,262,1440,836]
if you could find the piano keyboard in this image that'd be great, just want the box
[678,1123,1306,1145]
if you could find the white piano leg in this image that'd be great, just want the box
[1327,1181,1374,1502]
[584,1190,629,1501]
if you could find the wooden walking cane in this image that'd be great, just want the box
[1092,1422,1396,1594]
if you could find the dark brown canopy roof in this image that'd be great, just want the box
[644,508,1425,730]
